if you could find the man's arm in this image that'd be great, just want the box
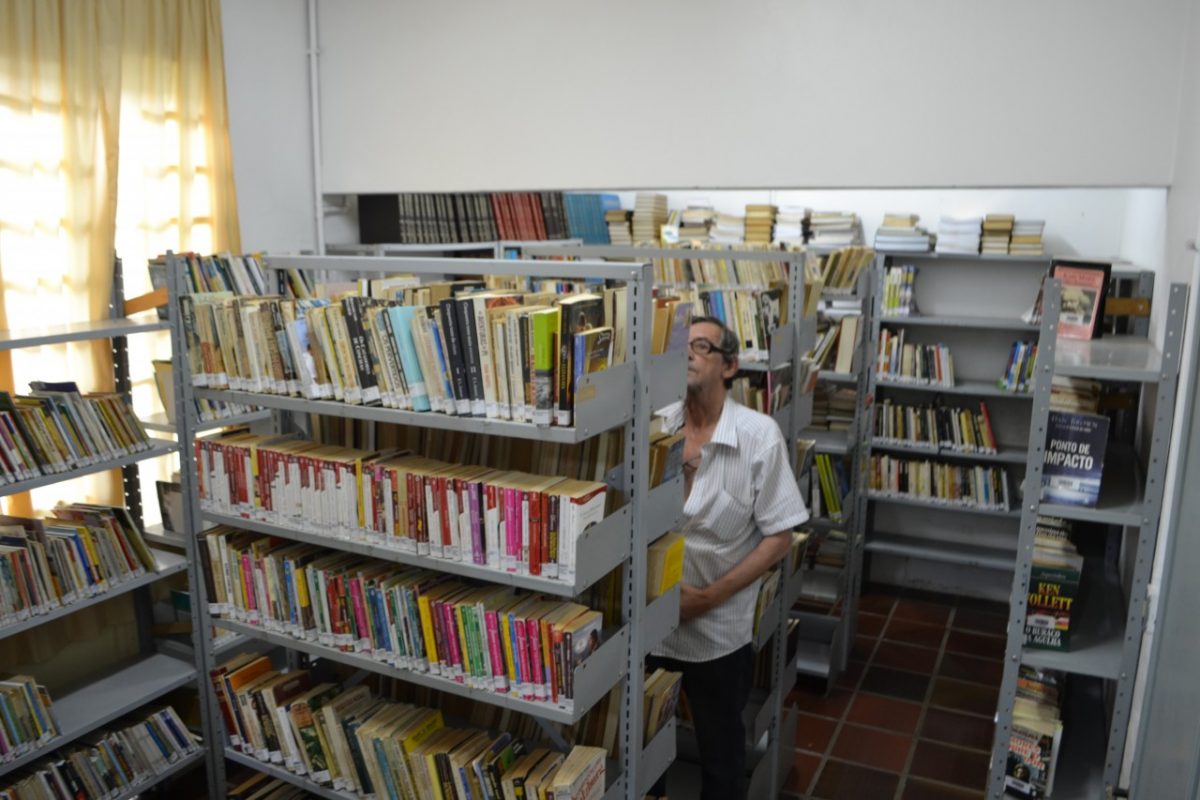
[680,529,793,622]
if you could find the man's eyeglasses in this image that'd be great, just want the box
[688,338,729,357]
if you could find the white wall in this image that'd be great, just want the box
[316,0,1190,193]
[222,0,317,253]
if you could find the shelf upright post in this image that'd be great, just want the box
[165,252,226,798]
[986,280,1062,798]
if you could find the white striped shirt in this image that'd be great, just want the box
[653,396,809,662]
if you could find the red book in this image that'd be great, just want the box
[438,476,453,551]
[530,193,547,240]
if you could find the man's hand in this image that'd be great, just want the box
[679,583,716,622]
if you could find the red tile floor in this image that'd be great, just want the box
[782,586,1008,799]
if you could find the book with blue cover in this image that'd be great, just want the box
[1040,411,1109,506]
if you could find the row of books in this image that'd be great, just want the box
[1024,517,1082,653]
[876,330,956,387]
[0,386,153,483]
[151,360,259,426]
[811,454,849,523]
[873,214,934,253]
[1005,666,1063,799]
[813,246,873,295]
[195,432,611,583]
[149,251,278,298]
[808,386,856,432]
[0,706,196,800]
[642,668,682,743]
[869,455,1012,511]
[204,530,606,709]
[998,341,1038,393]
[0,505,160,628]
[647,430,684,491]
[183,280,626,427]
[650,252,789,288]
[662,286,784,362]
[367,193,575,245]
[562,194,621,246]
[0,676,57,765]
[729,364,793,416]
[880,264,918,316]
[811,316,860,374]
[872,400,1000,455]
[213,656,607,800]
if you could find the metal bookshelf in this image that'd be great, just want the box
[522,242,810,799]
[986,281,1188,799]
[167,252,685,799]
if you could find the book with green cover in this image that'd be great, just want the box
[530,308,560,427]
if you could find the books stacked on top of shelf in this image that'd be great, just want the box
[632,193,669,245]
[1010,220,1046,256]
[997,341,1039,393]
[152,360,257,426]
[708,211,745,245]
[0,384,153,481]
[752,566,781,638]
[0,706,197,800]
[0,506,161,627]
[875,330,956,387]
[981,214,1015,255]
[880,264,918,317]
[1005,666,1064,799]
[869,455,1011,511]
[1049,377,1101,413]
[604,209,633,245]
[0,675,58,763]
[195,434,612,582]
[772,206,808,246]
[182,279,628,428]
[817,246,873,295]
[935,216,982,255]
[149,252,276,297]
[873,213,934,253]
[647,532,684,602]
[643,668,683,742]
[1024,517,1083,652]
[744,205,776,246]
[873,399,998,455]
[1040,409,1109,508]
[811,454,848,522]
[809,212,863,248]
[212,657,609,800]
[678,204,715,243]
[564,193,621,245]
[204,538,609,710]
[731,364,793,415]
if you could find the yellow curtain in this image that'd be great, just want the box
[0,0,241,518]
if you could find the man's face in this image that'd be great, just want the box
[687,321,737,394]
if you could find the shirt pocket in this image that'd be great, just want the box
[710,488,753,539]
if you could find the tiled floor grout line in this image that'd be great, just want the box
[892,604,956,800]
[802,598,897,799]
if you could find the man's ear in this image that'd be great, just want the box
[722,356,739,383]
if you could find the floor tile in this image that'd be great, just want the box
[901,777,986,799]
[795,712,839,752]
[830,723,913,772]
[921,707,996,752]
[835,659,867,690]
[909,740,990,791]
[856,612,887,638]
[859,666,930,702]
[955,595,1008,614]
[946,629,1006,660]
[812,758,901,799]
[952,607,1009,636]
[858,593,898,615]
[873,640,940,674]
[883,617,947,649]
[850,635,877,661]
[893,598,952,626]
[902,587,959,606]
[938,652,1005,686]
[928,677,1000,717]
[785,750,822,794]
[791,687,855,719]
[845,693,922,734]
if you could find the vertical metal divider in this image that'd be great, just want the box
[624,261,652,799]
[987,280,1062,798]
[1103,284,1186,787]
[165,253,227,797]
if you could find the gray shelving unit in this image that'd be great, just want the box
[521,242,810,799]
[986,280,1188,799]
[0,258,207,790]
[167,252,684,799]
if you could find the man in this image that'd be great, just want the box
[648,316,808,800]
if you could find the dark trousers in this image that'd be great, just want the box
[647,644,754,800]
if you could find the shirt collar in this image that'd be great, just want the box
[709,395,740,449]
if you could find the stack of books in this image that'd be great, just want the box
[632,193,668,244]
[1010,220,1047,256]
[1024,517,1083,652]
[708,212,746,245]
[935,216,983,254]
[873,399,999,455]
[772,206,808,246]
[809,211,863,247]
[1006,666,1064,799]
[678,205,715,242]
[826,388,857,431]
[880,264,919,316]
[0,675,58,763]
[873,213,934,253]
[876,329,956,387]
[564,193,621,245]
[982,214,1015,254]
[869,455,1011,511]
[213,656,608,799]
[1050,376,1101,412]
[744,205,776,245]
[605,209,633,245]
[810,387,832,430]
[998,341,1039,393]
